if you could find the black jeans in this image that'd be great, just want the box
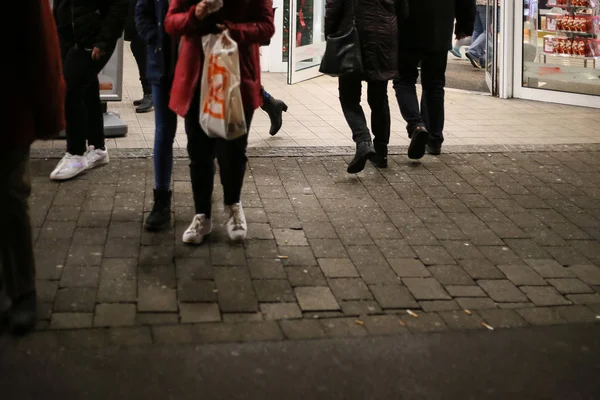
[393,50,448,145]
[130,34,152,95]
[338,77,391,148]
[62,46,112,155]
[185,91,254,219]
[0,150,35,300]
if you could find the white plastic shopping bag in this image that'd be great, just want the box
[199,30,247,140]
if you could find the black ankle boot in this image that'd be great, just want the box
[261,96,288,136]
[408,126,429,160]
[372,144,388,168]
[10,292,36,336]
[347,140,376,174]
[145,189,172,231]
[136,94,154,114]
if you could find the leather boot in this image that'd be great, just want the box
[408,125,429,160]
[145,189,172,231]
[135,94,154,113]
[261,96,288,136]
[347,140,376,174]
[372,144,388,168]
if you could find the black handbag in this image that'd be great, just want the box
[319,1,363,77]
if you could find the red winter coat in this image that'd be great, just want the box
[165,0,275,118]
[3,0,66,153]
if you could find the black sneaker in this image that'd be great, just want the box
[407,126,429,160]
[371,144,388,168]
[145,189,172,231]
[261,96,288,136]
[9,292,37,336]
[466,52,483,70]
[347,140,376,174]
[135,94,154,113]
[426,142,442,156]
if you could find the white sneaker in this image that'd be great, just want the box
[182,214,213,245]
[84,145,109,170]
[50,153,88,181]
[225,203,247,242]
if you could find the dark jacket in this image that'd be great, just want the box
[399,0,475,52]
[325,0,398,81]
[165,0,275,117]
[53,0,129,53]
[136,0,179,85]
[4,0,65,152]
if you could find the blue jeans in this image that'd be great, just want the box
[467,32,486,65]
[472,5,487,44]
[151,82,177,190]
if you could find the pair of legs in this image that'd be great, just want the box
[0,150,37,334]
[338,76,391,172]
[130,33,153,112]
[145,81,178,231]
[182,90,254,244]
[393,50,447,156]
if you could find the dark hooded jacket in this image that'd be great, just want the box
[325,0,400,81]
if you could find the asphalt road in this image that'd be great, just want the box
[1,324,599,400]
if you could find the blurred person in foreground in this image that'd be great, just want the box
[1,0,65,335]
[50,0,128,181]
[394,0,475,158]
[165,0,274,245]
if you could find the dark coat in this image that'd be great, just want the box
[53,0,129,53]
[136,0,179,85]
[5,0,65,152]
[399,0,475,52]
[165,0,275,117]
[325,0,398,82]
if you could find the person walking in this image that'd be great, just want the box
[50,0,129,181]
[1,0,65,335]
[127,0,154,113]
[325,0,398,173]
[165,0,274,245]
[394,0,475,158]
[465,0,488,69]
[136,0,180,231]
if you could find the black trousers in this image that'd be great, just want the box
[0,150,35,300]
[393,50,448,145]
[130,34,152,95]
[62,46,112,155]
[338,76,391,148]
[185,91,254,219]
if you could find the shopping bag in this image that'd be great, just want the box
[199,30,247,140]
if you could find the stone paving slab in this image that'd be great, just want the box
[7,151,600,347]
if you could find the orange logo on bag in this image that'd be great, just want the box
[203,54,229,120]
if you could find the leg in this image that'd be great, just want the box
[338,76,370,143]
[153,82,178,191]
[367,81,391,149]
[393,51,425,135]
[84,75,105,151]
[185,89,216,218]
[62,47,90,156]
[0,150,37,334]
[260,86,287,136]
[472,5,487,43]
[420,51,448,146]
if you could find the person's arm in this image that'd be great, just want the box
[30,0,66,139]
[325,0,344,38]
[223,0,274,45]
[165,0,220,38]
[135,0,159,46]
[95,0,129,53]
[455,0,476,38]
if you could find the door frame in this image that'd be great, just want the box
[287,0,326,84]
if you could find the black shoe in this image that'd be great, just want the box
[371,144,388,169]
[465,52,483,70]
[347,140,376,174]
[9,292,36,336]
[135,94,154,113]
[408,126,429,160]
[133,97,144,107]
[426,142,442,156]
[145,189,172,231]
[261,96,288,136]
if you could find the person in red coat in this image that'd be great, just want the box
[1,0,66,335]
[165,0,274,245]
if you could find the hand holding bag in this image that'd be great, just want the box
[319,0,363,77]
[199,30,247,140]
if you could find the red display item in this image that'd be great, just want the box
[573,39,586,55]
[547,14,560,31]
[564,39,573,55]
[585,38,600,57]
[544,36,556,53]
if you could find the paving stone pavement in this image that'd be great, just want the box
[10,151,600,348]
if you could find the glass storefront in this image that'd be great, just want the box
[522,0,600,97]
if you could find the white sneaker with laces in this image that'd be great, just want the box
[50,153,88,181]
[225,203,247,242]
[84,145,109,170]
[182,214,213,245]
